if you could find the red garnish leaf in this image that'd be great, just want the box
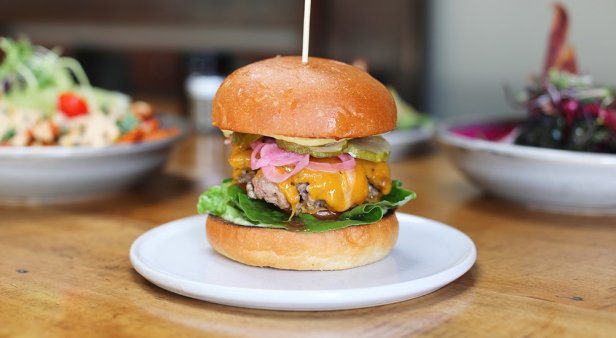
[554,45,577,74]
[543,3,577,75]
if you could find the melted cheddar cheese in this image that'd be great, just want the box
[228,144,253,181]
[227,145,391,212]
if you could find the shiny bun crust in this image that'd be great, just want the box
[212,56,397,139]
[206,213,399,271]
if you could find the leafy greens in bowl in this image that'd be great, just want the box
[507,4,616,154]
[437,4,616,214]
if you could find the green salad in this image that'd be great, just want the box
[0,37,175,147]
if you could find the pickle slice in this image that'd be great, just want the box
[276,136,390,161]
[232,132,262,145]
[276,139,347,158]
[345,136,391,162]
[271,134,342,147]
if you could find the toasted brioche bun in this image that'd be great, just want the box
[212,56,396,139]
[206,213,399,271]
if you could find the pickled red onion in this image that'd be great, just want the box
[249,139,356,183]
[256,143,307,167]
[250,139,309,182]
[250,142,267,170]
[306,154,356,172]
[261,155,309,183]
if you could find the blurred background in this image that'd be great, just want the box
[2,0,615,120]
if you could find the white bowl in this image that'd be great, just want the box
[437,114,616,214]
[0,115,188,205]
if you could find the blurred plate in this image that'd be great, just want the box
[437,114,616,214]
[0,115,188,205]
[130,213,476,311]
[383,125,434,160]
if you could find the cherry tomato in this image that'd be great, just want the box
[58,92,88,118]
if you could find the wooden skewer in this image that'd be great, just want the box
[302,0,311,64]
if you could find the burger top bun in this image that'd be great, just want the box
[212,56,397,139]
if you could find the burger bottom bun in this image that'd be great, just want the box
[206,213,399,271]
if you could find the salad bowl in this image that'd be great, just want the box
[0,115,188,205]
[0,38,191,204]
[437,114,616,214]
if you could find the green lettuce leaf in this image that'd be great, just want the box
[196,179,254,226]
[196,179,415,232]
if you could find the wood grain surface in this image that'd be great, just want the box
[1,135,615,338]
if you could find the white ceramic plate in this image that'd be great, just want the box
[0,115,187,205]
[437,114,616,214]
[383,126,434,160]
[130,213,476,311]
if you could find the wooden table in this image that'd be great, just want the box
[2,135,615,337]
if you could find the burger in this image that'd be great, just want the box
[197,56,415,270]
